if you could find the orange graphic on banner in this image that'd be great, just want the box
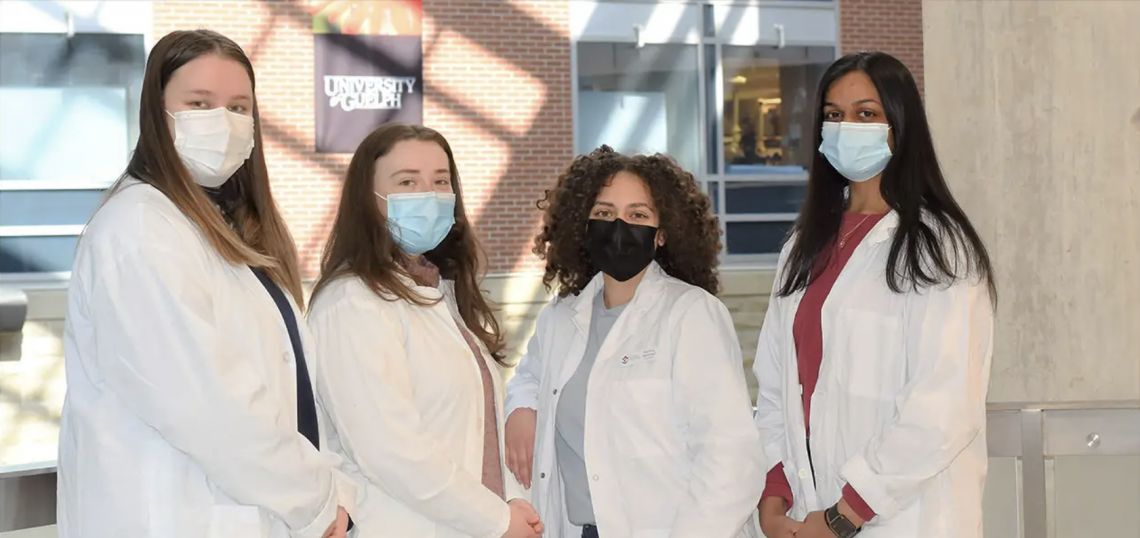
[310,0,424,36]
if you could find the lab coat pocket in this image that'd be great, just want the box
[209,505,264,537]
[838,308,903,400]
[613,379,673,457]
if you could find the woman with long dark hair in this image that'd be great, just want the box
[753,51,996,538]
[58,30,353,537]
[307,123,542,538]
[503,147,764,538]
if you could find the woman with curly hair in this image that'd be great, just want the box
[503,146,765,538]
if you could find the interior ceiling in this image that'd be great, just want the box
[727,66,781,101]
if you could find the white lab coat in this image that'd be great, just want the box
[307,274,526,538]
[58,180,355,538]
[505,262,766,538]
[752,211,993,538]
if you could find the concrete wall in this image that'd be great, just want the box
[923,2,1140,536]
[922,0,1140,403]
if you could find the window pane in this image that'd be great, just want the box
[720,45,833,176]
[725,221,794,255]
[724,182,806,215]
[0,33,144,182]
[707,181,720,213]
[0,189,106,226]
[576,42,700,172]
[0,236,79,273]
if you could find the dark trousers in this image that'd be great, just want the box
[582,524,599,538]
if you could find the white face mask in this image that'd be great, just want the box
[819,121,893,183]
[167,108,256,188]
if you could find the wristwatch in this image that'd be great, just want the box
[824,504,862,538]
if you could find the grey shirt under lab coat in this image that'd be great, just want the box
[554,292,627,526]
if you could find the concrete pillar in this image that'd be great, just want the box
[922,0,1140,403]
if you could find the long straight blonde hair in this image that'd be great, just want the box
[106,29,304,305]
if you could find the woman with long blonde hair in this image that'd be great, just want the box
[58,29,353,538]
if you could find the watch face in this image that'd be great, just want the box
[834,519,859,538]
[826,506,861,538]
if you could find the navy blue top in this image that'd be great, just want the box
[251,267,320,449]
[252,268,354,529]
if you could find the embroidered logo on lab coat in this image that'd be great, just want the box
[619,349,657,365]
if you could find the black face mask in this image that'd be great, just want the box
[585,218,658,282]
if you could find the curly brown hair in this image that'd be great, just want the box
[533,145,722,297]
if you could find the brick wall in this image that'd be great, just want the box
[839,0,925,95]
[153,0,572,278]
[152,0,919,279]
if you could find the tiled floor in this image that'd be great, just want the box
[0,321,65,469]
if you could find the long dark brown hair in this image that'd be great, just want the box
[779,52,996,303]
[534,145,722,297]
[311,123,507,364]
[105,29,304,305]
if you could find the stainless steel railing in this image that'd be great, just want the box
[985,401,1140,538]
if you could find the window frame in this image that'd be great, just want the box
[0,0,152,287]
[570,0,839,266]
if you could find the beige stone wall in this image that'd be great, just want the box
[922,0,1140,403]
[0,269,777,468]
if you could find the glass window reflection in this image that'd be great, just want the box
[720,45,832,176]
[575,42,701,172]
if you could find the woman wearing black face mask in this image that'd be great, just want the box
[502,146,766,538]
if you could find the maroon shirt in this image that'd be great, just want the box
[761,212,885,523]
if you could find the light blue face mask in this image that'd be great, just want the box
[376,191,457,255]
[819,121,893,182]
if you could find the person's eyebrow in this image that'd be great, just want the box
[186,89,252,101]
[825,98,881,107]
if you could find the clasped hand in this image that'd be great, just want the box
[320,507,350,538]
[759,498,834,538]
[319,501,543,538]
[504,498,545,538]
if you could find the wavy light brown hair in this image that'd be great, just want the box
[534,145,722,297]
[106,29,304,305]
[311,123,507,364]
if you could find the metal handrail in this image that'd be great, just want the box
[984,401,1140,538]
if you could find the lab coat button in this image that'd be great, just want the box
[798,469,810,480]
[592,475,599,481]
[540,473,546,479]
[553,389,558,395]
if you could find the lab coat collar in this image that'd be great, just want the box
[570,261,666,333]
[865,210,900,244]
[393,268,444,299]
